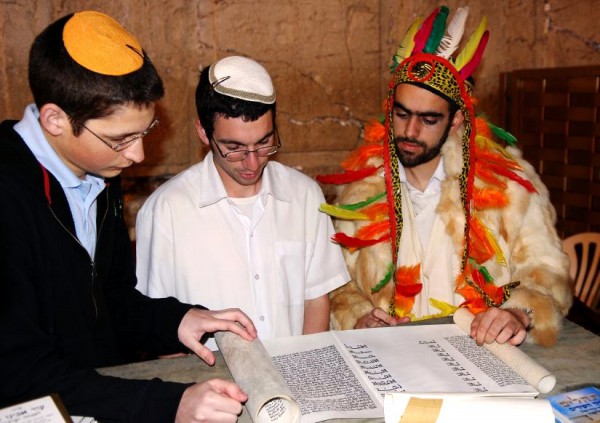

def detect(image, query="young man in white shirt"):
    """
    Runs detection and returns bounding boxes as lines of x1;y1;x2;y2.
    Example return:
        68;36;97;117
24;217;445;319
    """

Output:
136;56;350;349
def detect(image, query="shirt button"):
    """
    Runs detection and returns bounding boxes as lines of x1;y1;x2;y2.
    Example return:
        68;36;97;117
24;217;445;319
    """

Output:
260;316;265;321
254;274;259;280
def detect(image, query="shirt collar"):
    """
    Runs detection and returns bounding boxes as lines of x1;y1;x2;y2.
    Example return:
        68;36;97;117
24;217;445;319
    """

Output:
14;104;105;190
198;151;290;207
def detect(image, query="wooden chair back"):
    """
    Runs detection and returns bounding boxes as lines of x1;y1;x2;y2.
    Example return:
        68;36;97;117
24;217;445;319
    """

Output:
562;232;600;312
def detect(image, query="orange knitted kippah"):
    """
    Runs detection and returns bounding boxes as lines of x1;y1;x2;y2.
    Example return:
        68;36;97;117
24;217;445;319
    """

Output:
63;11;144;76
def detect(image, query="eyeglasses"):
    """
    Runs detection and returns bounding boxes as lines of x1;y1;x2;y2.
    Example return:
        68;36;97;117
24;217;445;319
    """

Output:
82;116;160;152
212;128;281;162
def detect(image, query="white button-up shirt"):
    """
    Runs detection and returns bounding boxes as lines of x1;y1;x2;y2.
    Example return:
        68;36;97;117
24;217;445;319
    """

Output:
136;152;349;349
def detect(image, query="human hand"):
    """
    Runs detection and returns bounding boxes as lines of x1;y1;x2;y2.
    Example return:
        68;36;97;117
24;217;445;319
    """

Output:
178;308;257;365
354;307;410;329
470;307;529;346
175;379;247;423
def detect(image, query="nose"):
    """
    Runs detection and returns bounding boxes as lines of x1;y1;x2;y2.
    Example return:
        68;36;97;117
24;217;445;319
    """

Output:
242;150;261;171
122;139;145;164
404;116;420;139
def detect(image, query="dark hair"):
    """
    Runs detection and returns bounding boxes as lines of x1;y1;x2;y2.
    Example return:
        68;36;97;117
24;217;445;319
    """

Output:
195;65;276;140
28;13;164;135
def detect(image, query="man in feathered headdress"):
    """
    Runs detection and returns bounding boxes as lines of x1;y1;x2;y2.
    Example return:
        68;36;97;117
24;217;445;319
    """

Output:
318;6;572;346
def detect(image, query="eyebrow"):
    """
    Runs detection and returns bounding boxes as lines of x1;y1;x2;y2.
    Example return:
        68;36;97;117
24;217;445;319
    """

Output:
216;129;275;147
393;101;445;119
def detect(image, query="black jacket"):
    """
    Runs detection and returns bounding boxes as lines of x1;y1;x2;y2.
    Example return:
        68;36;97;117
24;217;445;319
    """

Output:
0;120;196;421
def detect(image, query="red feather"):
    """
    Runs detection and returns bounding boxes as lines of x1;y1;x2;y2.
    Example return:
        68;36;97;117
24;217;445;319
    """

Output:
395;283;423;297
316;166;380;185
485;163;537;193
412;7;439;54
474;147;522;171
474;163;507;189
459;30;489;79
332;232;391;252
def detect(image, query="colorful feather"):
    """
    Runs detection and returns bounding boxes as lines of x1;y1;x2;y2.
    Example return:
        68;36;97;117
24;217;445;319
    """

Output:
454;16;487;71
423;6;449;53
390;17;423;72
341;144;384;170
472;186;509;209
474;147;522;171
319;204;368;220
394;264;422;317
355;220;390;241
412;7;440;54
458;30;489;78
336;192;386;211
332;232;391;252
474;164;507;189
436;6;469;59
468;215;496;263
483;226;507;265
485;163;538;193
361;203;389;221
475;135;514;160
364;118;386;143
371;262;394;293
315;166;380;185
487;121;518;146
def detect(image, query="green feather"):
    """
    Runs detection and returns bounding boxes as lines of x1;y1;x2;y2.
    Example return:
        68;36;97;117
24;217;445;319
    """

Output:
488;121;518;146
423;6;449;53
371;262;394;293
478;265;494;283
338;192;386;211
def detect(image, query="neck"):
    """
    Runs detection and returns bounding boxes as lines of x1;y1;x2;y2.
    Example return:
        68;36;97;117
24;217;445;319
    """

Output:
227;182;261;198
404;155;441;192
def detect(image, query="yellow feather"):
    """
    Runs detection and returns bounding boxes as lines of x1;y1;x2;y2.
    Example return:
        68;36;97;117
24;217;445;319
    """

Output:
394;17;423;63
410;299;458;321
483;225;507;266
475;135;515;160
454;16;487;71
319;204;369;220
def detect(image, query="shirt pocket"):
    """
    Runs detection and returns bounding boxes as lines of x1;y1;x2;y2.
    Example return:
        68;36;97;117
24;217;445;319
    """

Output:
274;241;312;306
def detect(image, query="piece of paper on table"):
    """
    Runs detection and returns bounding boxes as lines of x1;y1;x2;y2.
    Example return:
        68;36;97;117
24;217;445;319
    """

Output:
384;392;555;423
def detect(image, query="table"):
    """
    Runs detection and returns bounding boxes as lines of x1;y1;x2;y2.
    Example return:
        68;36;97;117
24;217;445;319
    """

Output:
98;319;600;422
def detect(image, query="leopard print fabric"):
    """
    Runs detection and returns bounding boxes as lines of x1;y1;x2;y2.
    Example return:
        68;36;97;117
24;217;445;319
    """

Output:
384;53;477;315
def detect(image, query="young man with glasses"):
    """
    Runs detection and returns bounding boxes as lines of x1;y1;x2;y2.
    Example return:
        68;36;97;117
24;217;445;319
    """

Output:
0;11;257;422
136;56;350;350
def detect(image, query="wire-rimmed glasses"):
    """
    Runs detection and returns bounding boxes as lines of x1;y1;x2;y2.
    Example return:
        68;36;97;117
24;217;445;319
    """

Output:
212;127;281;162
82;115;160;152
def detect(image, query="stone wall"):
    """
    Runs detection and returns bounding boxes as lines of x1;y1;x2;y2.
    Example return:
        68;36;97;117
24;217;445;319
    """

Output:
1;0;598;225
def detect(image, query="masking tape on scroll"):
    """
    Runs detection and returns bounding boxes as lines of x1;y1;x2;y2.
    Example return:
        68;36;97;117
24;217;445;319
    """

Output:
452;308;556;393
215;332;301;423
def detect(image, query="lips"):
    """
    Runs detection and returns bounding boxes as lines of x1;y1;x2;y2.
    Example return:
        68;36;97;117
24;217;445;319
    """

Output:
398;141;423;153
240;172;258;180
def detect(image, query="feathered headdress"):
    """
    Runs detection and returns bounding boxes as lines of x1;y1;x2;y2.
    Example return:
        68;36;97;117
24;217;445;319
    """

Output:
318;6;534;319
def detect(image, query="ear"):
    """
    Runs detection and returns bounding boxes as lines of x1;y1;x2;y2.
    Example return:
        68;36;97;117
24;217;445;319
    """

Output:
38;104;70;137
449;109;465;134
194;119;210;147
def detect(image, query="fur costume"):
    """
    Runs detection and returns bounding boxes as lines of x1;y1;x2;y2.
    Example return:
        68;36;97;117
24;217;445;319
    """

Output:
319;6;572;346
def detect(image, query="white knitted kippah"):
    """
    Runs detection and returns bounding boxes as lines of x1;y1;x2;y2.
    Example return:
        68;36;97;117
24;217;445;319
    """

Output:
208;56;276;104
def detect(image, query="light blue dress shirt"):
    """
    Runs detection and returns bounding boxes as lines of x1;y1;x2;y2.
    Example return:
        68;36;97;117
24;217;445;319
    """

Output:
14;104;105;258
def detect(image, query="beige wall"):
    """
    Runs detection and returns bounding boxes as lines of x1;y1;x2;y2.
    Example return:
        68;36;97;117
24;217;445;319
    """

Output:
1;0;598;185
